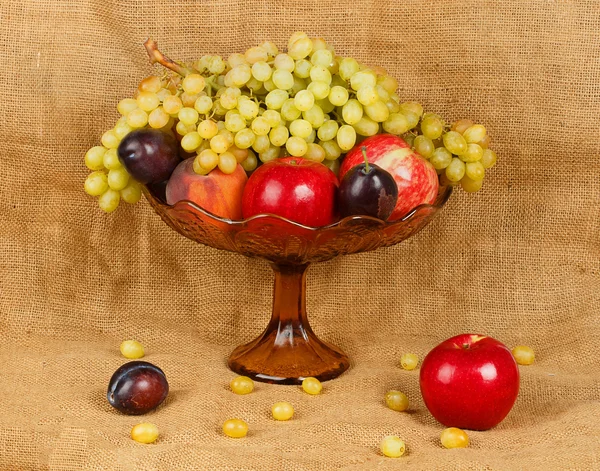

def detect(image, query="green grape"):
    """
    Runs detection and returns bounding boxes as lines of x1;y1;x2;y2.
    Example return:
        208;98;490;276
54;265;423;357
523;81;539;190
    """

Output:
442;131;468;155
182;74;206;94
210;134;230;153
342;99;363;125
306;129;316;143
241;151;258;172
309;65;332;84
245;46;268;64
107;167;130;191
375;84;390;102
353;116;380;136
225;113;246;133
252;134;271;153
403;133;416;147
103;148;122;170
163;95;183;115
377;74;398;94
288;37;313;60
459;143;484;162
291;76;307;96
460;175;484;193
245;77;263;93
421;115;444;140
98;188;120;213
337;125;357;151
181;131;202;152
197;149;219;171
114;119;134;139
317;119;339;141
385;99;401;114
262;110;282;128
229;145;248;163
321;139;342;160
178;107;200;126
85;146;107;171
274;53;295;72
269;125;289;147
430;147;453;170
304;143;326;162
176;120;197;136
356;85;378;106
136;92;160;112
316;98;335;114
364;100;389;122
311;49;333;67
117;98;138;116
218;152;237;174
218;129;234;147
208;56;226;74
414;135;435;158
228;64;252;87
382;113;410;135
237;99;259;120
481;149;497;168
350;70;376;91
293;59;312;78
234;128;256;149
303;105;325;128
148;107;170;129
198;119;219;139
281;99;302;121
451;119;474;134
286;136;308;156
445;157;466;182
294;90;315;111
465;161;485;181
84;171;109;196
272;69;294;89
307;81;330;100
265;89;288;110
101;130;120;149
219;92;238;110
120;180;142;204
463;124;487;143
328;86;349;107
289;119;312;138
338;57;360;81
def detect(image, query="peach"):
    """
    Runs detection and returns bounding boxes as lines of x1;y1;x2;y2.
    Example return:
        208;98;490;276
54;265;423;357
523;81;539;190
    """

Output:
165;158;247;220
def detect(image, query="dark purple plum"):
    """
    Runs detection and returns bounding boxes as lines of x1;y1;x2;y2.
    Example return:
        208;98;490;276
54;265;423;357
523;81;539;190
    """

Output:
107;361;169;415
338;147;398;220
117;129;180;184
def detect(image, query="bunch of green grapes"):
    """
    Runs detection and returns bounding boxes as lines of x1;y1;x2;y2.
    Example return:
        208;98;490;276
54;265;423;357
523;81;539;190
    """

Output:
83;32;497;212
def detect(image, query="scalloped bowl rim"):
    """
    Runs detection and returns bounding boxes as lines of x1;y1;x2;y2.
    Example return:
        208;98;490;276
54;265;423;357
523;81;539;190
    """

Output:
145;185;453;231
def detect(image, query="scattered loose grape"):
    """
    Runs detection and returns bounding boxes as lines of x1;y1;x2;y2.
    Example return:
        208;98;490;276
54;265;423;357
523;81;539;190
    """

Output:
385;390;409;411
512;345;535;365
130;423;159;444
271;401;294;421
301;377;323;395
120;340;145;359
400;353;419;370
223;418;248;438
440;427;469;449
380;436;406;458
230;376;254;395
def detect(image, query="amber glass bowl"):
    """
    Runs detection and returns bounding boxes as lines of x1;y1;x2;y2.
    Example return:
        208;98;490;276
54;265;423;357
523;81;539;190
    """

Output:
144;185;452;384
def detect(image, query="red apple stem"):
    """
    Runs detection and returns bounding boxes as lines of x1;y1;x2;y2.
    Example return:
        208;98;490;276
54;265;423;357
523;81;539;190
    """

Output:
361;146;370;173
144;38;193;77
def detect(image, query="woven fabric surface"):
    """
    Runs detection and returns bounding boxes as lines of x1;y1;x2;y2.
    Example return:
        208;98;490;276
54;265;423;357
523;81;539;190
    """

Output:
1;0;599;469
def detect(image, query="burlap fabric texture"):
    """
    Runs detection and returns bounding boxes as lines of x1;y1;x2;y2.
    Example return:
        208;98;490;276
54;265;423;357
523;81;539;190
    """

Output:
1;0;599;469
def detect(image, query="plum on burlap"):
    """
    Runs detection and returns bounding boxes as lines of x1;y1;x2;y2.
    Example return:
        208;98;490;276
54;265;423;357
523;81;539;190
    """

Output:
1;1;599;470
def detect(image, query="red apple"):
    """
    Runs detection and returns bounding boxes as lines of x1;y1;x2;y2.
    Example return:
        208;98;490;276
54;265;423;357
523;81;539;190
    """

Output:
339;134;439;221
242;157;339;227
419;334;520;430
165;158;247;220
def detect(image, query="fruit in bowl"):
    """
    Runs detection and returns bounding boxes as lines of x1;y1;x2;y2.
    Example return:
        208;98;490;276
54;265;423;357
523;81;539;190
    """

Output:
82;32;498;221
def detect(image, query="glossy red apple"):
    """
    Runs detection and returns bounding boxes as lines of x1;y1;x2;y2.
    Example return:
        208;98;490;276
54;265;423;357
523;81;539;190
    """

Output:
339;134;439;221
419;334;520;431
241;157;339;227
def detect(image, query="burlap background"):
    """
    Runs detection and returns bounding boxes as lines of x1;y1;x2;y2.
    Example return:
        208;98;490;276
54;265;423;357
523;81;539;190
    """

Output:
1;0;599;469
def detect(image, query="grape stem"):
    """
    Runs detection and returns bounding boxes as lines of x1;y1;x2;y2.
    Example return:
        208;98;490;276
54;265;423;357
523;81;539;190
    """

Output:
144;38;193;77
361;146;370;173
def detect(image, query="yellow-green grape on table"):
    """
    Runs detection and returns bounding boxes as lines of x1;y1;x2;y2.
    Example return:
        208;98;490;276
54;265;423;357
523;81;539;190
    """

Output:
400;353;419;370
223;418;248;438
512;345;535;365
120;340;145;359
443;131;468;156
84;171;109;197
440;427;469;449
271;401;294;421
230;376;254;394
131;423;159;444
481;149;497;169
301;377;322;395
85;146;107;171
98;188;120;213
120;180;142;204
385;390;409;412
380;436;406;458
